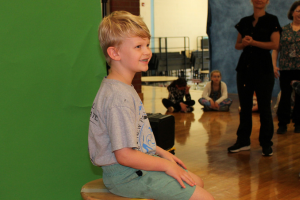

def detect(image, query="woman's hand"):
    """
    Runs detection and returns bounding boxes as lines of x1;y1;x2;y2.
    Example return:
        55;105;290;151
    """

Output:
242;35;252;46
274;66;280;78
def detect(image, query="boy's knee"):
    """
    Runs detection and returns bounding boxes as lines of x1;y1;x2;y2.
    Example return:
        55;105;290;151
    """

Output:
188;171;204;188
195;176;204;188
189;186;214;200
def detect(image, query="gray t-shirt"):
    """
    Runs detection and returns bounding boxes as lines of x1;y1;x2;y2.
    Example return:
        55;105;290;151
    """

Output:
88;78;156;166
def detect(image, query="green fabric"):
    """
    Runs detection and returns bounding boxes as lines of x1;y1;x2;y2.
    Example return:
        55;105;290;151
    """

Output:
0;0;105;199
279;23;300;70
102;163;195;200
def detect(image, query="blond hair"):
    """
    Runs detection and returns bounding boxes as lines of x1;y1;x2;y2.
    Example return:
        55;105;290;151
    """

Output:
210;70;222;78
98;11;151;65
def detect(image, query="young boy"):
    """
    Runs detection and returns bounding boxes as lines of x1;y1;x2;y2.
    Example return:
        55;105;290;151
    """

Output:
88;11;214;200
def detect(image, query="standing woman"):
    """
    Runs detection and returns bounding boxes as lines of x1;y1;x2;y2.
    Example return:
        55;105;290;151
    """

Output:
228;0;281;156
272;1;300;134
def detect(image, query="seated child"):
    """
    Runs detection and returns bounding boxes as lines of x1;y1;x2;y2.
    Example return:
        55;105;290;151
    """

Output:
239;92;258;112
162;77;195;113
291;80;300;95
88;11;214;200
198;70;232;111
291;80;300;127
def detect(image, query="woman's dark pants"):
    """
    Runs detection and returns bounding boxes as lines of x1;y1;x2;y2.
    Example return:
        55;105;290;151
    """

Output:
278;70;300;127
236;71;274;148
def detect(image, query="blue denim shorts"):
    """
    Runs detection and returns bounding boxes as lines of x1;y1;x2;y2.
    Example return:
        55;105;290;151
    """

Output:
102;163;195;200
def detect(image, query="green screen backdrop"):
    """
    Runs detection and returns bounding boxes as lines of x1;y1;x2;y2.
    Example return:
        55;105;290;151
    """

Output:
0;0;105;199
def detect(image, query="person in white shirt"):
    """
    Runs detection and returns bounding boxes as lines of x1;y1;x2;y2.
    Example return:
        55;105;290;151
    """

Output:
198;70;232;111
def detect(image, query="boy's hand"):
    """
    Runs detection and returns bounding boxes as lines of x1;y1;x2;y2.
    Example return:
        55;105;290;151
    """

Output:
156;147;195;188
165;162;196;188
116;147;196;189
158;148;187;169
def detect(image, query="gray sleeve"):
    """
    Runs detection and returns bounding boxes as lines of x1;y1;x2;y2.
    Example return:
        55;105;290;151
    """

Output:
107;106;138;152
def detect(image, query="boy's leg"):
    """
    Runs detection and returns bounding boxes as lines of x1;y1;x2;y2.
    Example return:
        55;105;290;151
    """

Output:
103;164;214;200
187;171;203;188
187;171;214;200
189;186;215;200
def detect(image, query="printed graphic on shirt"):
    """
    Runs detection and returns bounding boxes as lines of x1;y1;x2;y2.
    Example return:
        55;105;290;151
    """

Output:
136;101;156;153
90;103;99;125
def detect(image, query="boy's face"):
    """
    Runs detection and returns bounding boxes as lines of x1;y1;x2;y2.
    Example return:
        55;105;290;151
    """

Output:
117;36;152;73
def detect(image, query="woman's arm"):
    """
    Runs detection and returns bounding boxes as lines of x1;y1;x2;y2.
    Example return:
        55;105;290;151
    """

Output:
235;33;246;50
272;49;280;78
248;31;280;50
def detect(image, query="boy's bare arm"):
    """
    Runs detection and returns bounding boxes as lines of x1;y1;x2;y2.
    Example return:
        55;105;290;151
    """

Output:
114;147;196;188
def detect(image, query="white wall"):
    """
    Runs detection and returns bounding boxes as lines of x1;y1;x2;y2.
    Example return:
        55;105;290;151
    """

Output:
140;0;208;53
140;0;152;32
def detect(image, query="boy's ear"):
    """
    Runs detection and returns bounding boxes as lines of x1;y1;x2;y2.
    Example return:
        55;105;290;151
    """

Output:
107;47;121;61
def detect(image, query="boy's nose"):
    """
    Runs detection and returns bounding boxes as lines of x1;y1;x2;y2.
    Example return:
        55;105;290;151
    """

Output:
144;48;152;55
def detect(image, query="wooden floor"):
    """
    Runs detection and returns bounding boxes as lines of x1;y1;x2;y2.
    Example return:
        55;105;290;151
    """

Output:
142;86;300;200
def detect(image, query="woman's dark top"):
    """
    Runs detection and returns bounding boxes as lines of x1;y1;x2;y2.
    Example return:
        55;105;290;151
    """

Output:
235;12;282;74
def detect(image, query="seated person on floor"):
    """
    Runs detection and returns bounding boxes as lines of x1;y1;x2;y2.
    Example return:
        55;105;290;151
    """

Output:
291;80;300;95
291;80;300;124
162;77;195;113
239;92;258;112
198;70;232;111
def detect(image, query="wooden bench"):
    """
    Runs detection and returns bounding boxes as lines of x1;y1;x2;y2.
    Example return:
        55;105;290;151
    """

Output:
81;178;153;200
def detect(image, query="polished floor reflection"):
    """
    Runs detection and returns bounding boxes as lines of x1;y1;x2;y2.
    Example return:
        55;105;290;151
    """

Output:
142;86;300;200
